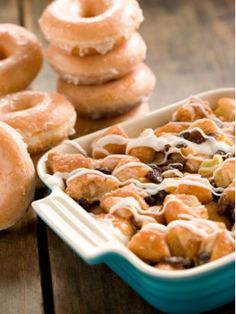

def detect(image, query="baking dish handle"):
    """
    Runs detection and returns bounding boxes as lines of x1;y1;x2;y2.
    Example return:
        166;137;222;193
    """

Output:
32;187;120;264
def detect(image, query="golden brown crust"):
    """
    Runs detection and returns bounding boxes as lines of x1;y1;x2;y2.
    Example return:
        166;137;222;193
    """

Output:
57;63;156;119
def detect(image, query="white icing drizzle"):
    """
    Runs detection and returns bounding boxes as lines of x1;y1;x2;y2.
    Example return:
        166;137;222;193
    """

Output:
157;197;206;217
92;134;128;156
109;197;156;223
91;127;234;159
112;162;152;176
45;166;224;200
126;128;234;156
66;168;120;184
143;218;235;244
142;222;166;233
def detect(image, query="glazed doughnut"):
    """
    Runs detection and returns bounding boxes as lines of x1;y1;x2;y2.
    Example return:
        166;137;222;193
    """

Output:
39;0;143;56
57;63;156;119
0;91;77;154
48;32;146;85
0;24;43;96
0;122;35;230
73;102;150;138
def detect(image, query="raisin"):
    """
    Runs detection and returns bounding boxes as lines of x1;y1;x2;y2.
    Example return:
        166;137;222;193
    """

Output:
96;167;112;175
77;198;91;211
144;195;157;206
164;144;171;151
146;169;163;184
215;150;226;156
197;251;211;265
154;190;168;203
209;179;217;188
176;142;188;149
161;163;183;172
230;208;235;222
91;200;100;207
181;130;206;144
217;194;230;215
217;195;235;222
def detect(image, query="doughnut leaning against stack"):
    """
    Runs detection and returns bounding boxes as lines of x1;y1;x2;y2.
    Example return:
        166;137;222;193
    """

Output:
0;24;43;97
0;91;77;188
0;122;35;230
39;0;156;135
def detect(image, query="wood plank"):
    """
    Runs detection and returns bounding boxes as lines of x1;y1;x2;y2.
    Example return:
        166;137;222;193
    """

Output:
0;210;43;314
21;0;235;313
0;1;43;313
47;228;159;314
0;0;19;23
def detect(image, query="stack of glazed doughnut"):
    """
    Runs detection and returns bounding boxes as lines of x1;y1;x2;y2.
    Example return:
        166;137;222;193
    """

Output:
39;0;156;136
0;24;43;97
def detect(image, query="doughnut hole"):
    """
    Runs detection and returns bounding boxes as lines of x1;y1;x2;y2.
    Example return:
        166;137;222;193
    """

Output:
115;163;151;183
47;152;93;173
163;194;208;223
166;227;202;261
66;173;119;202
92;126;128;159
175;182;213;204
128;229;171;263
129;147;156;163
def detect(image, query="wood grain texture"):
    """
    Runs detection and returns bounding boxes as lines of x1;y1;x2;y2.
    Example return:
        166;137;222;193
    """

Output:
0;0;19;23
0;210;43;314
47;229;158;314
138;0;235;110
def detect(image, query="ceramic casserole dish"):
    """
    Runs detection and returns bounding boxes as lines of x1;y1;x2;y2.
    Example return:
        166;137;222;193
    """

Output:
32;88;235;314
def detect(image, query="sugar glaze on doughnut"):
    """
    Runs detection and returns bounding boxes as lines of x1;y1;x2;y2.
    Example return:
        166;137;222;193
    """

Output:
0;91;77;154
40;0;143;56
48;32;147;85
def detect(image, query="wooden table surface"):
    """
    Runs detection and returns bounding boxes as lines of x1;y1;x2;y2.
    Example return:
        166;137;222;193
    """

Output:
0;1;234;313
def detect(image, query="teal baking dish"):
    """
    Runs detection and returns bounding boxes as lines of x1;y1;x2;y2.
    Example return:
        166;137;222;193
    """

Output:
32;88;235;314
